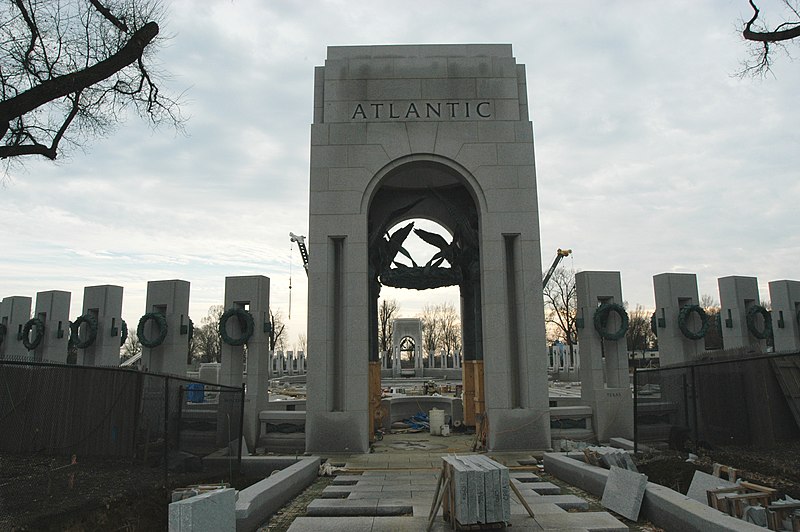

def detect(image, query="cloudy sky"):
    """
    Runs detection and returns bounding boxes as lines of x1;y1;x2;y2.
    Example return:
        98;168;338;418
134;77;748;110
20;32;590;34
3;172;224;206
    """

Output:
2;0;798;347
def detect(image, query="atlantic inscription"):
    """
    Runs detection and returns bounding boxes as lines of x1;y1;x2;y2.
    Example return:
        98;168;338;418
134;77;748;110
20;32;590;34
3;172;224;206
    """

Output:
351;100;492;120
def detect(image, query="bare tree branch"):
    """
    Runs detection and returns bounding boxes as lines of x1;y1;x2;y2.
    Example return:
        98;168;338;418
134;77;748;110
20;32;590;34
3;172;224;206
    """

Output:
88;0;130;33
0;21;158;139
744;0;800;41
740;0;800;76
1;0;181;168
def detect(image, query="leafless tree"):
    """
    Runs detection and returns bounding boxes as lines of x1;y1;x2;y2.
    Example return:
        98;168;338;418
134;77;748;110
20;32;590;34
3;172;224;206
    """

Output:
439;302;461;356
193;304;223;363
268;309;286;352
700;295;723;351
296;333;306;354
626;304;656;357
0;0;181;168
543;267;578;359
740;0;800;76
419;302;460;360
120;325;141;360
420;303;442;357
377;298;399;353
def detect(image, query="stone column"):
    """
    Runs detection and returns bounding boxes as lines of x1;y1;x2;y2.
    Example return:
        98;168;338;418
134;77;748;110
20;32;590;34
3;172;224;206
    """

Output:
392;347;400;377
33;291;71;363
298;350;306;374
218;275;270;453
575;271;633;442
140;280;191;376
769;280;800;353
718;276;766;352
0;296;32;360
78;285;123;367
653;273;704;366
199;362;220;384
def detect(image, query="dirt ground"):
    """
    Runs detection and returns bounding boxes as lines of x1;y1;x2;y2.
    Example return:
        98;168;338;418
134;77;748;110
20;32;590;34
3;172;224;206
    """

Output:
0;453;251;531
4;440;799;530
636;440;800;499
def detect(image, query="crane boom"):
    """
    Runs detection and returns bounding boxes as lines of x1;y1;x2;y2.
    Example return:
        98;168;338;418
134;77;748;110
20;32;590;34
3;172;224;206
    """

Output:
290;232;309;276
542;248;572;289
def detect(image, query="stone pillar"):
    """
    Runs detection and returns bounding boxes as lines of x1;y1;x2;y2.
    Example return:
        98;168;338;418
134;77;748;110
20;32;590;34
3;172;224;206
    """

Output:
392;347;400;377
140;280;191;376
298;350;306;374
653;273;704;366
78;285;123;367
575;271;633;442
718;276;766;352
33;291;71;363
199;362;220;384
0;296;32;360
218;275;270;453
769;280;800;353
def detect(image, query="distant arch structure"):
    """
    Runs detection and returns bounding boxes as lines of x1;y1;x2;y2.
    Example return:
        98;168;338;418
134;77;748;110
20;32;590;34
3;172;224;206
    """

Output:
305;44;550;452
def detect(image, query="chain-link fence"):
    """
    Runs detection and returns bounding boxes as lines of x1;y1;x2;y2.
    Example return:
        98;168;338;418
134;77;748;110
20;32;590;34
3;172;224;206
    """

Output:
633;351;800;452
0;360;244;529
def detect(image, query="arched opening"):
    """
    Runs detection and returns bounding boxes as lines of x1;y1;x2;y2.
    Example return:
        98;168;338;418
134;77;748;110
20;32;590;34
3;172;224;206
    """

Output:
398;336;416;369
366;159;484;443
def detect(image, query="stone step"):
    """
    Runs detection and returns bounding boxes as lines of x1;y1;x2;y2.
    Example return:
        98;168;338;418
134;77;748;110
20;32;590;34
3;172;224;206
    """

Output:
514;493;589;510
306;499;412;517
511;480;561;495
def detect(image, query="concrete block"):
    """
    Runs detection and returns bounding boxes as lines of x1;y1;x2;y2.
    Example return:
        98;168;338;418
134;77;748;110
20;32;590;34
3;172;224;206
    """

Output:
168;488;235;532
718;276;764;351
33;290;71;363
601;466;648;521
0;295;32;360
78;285;123;367
769;280;800;353
686;470;737;504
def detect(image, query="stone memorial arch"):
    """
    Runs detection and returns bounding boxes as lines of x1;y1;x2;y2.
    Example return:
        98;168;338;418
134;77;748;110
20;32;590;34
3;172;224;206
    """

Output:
306;44;550;452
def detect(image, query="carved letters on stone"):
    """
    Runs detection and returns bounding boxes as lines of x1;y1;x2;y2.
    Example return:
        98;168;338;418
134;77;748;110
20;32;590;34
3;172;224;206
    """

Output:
351;101;492;120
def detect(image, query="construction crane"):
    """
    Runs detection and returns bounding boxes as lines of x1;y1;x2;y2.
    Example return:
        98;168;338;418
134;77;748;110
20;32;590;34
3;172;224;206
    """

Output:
542;248;572;289
289;232;309;276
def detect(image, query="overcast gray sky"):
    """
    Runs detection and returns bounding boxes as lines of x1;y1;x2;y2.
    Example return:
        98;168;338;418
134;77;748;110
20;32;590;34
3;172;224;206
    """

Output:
2;0;798;347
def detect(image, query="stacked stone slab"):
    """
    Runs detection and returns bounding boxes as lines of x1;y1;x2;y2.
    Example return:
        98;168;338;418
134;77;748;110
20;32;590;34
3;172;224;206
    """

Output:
32;290;71;363
0;296;32;360
769;280;800;353
140;280;191;376
218;275;270;452
718;276;765;351
575;271;633;442
653;273;704;366
77;285;123;366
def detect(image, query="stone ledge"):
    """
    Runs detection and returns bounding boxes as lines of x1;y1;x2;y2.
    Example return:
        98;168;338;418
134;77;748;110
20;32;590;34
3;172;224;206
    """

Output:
235;456;320;532
543;452;764;532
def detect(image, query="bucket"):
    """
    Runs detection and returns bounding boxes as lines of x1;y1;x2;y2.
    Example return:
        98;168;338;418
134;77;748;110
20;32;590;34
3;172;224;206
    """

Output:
441;424;450;437
429;408;444;436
